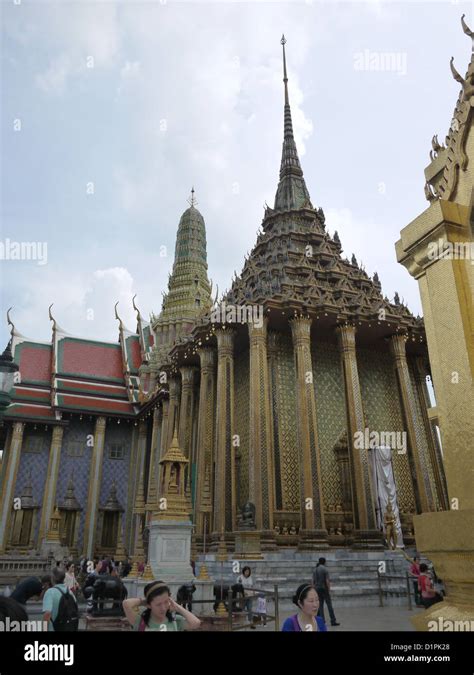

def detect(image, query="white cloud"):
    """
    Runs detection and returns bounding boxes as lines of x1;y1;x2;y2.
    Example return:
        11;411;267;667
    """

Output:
35;53;73;94
8;265;139;343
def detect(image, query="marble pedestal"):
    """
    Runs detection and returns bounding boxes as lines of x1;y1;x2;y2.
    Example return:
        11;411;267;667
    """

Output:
193;578;215;616
148;518;194;583
233;531;264;559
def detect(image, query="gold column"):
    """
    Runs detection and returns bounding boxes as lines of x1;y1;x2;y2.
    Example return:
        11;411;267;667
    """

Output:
167;376;181;450
156;400;169;492
82;416;106;559
195;347;216;537
213;328;236;537
146;407;162;516
290;316;327;548
414;356;449;510
248;319;276;536
390;334;433;513
0;422;25;553
336;324;380;547
178;367;197;457
38;425;64;546
179;367;198;501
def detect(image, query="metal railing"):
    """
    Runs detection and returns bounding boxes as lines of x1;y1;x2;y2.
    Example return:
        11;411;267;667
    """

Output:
178;583;280;631
377;570;413;610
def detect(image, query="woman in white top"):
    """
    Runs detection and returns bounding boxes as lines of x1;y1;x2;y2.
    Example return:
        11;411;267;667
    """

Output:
237;566;255;628
64;563;79;594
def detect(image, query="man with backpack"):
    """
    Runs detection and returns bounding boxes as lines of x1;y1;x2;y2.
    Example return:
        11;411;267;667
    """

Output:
42;566;79;631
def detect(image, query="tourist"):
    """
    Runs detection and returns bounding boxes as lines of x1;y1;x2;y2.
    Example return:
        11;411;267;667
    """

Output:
236;566;255;627
281;584;327;631
418;563;443;609
409;555;422;606
312;557;340;626
11;575;52;609
42;566;79;631
64;563;79;595
255;592;267;627
0;597;29;624
121;557;132;578
123;581;201;631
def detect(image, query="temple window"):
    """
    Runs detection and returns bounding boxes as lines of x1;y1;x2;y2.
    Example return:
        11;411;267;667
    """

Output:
109;443;124;460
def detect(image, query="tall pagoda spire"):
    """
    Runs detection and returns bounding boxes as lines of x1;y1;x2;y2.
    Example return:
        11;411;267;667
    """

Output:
274;35;313;212
151;190;212;365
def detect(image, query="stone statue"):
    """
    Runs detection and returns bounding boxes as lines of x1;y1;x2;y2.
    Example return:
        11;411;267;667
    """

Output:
384;501;397;550
281;524;288;535
274;525;280;535
238;502;256;530
170;464;179;489
289;525;297;535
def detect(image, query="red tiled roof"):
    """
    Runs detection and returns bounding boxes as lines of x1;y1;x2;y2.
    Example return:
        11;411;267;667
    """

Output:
58;338;124;382
13;342;51;385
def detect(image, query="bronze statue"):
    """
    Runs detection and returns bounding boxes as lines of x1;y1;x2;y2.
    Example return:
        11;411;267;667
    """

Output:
384;501;397;550
238;502;256;530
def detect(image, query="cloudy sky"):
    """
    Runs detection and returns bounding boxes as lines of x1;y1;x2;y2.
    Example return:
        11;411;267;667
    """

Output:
1;0;472;347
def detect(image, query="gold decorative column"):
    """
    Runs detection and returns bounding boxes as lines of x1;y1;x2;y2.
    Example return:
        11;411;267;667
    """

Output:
390;334;434;512
212;328;236;542
179;366;198;501
248;319;276;546
82;416;106;559
414;356;449;510
0;422;25;553
167;376;181;451
195;347;216;539
178;367;197;457
38;425;64;545
336;323;380;548
132;470;146;565
290;316;327;548
146;407;162;517
157;399;170;493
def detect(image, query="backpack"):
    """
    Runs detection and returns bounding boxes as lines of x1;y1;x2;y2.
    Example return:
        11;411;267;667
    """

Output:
52;587;79;631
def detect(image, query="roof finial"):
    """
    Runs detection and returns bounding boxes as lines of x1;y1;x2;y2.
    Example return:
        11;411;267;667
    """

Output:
281;34;289;106
114;301;124;331
461;14;474;51
48;303;57;331
187;186;197;207
6;307;15;339
132;294;142;321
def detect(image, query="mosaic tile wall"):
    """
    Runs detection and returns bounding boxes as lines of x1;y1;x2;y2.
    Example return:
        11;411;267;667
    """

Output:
233;348;250;509
357;348;416;513
57;420;94;550
16;428;50;546
407;359;441;510
312;341;346;508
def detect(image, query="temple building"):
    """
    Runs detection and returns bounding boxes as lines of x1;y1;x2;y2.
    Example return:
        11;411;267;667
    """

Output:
0;36;451;562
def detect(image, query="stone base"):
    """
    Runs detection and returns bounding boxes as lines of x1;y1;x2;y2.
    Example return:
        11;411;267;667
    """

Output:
208;531;235;553
260;529;277;552
40;540;68;563
193;578;216;616
411;510;474;632
351;529;385;551
148;518;194;583
233;531;264;559
297;529;329;550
